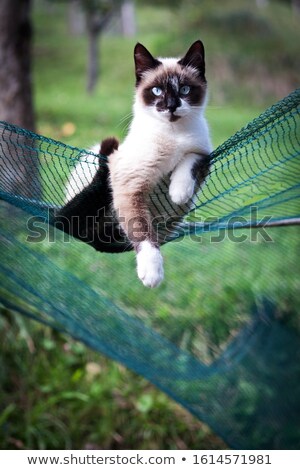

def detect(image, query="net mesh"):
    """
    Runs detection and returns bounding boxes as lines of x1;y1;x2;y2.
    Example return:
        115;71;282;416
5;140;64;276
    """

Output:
0;89;300;449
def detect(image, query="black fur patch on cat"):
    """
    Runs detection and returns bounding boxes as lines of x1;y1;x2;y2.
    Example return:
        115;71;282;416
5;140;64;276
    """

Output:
192;154;211;185
134;43;162;85
100;136;119;156
52;138;132;253
178;40;206;80
142;73;206;112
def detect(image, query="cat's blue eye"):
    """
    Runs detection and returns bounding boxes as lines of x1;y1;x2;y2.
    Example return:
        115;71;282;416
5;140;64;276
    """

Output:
180;85;191;95
152;87;163;97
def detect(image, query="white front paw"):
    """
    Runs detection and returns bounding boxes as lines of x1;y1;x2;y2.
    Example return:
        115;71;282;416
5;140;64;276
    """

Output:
136;241;164;288
169;177;195;205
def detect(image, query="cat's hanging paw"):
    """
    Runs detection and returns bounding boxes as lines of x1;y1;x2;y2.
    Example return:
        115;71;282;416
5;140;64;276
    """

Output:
136;241;164;288
169;176;195;206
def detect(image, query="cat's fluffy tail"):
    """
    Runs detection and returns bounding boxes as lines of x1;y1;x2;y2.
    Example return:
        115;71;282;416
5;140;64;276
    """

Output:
100;137;119;156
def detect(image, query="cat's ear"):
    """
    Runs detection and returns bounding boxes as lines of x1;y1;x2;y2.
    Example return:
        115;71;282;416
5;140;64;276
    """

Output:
134;43;161;84
178;40;205;79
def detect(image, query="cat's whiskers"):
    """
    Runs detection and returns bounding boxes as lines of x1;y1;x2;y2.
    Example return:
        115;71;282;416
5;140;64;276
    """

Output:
117;112;133;135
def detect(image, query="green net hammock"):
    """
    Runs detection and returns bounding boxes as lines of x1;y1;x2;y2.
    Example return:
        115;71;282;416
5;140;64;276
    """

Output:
0;89;300;449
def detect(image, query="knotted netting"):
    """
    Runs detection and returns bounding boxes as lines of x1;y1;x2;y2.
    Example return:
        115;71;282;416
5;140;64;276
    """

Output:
0;89;300;449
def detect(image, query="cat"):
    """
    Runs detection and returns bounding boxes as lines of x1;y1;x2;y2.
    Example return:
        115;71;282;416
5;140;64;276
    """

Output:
108;40;212;287
57;40;212;287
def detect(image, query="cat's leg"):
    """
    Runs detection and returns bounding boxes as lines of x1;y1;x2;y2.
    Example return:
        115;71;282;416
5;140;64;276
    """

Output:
136;239;164;288
114;191;164;288
169;153;210;205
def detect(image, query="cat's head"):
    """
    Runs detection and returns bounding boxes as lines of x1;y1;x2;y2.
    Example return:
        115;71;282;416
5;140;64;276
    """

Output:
133;40;207;122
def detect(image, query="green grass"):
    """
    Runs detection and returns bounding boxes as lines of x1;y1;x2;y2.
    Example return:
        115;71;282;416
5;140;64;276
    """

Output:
0;308;226;450
1;0;299;450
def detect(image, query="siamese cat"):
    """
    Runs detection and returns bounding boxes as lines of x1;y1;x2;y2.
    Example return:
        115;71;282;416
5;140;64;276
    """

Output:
60;40;212;288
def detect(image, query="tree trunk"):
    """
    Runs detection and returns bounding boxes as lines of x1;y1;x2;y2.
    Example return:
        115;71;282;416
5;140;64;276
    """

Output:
0;0;41;199
87;28;100;94
85;8;114;94
68;0;85;36
121;0;136;37
0;0;35;131
292;0;300;14
255;0;268;7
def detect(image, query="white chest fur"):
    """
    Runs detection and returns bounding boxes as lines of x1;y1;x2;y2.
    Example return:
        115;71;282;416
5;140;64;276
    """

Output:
109;103;211;190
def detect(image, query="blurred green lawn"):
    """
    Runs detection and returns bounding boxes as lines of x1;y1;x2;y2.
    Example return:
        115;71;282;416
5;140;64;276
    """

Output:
0;0;299;450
